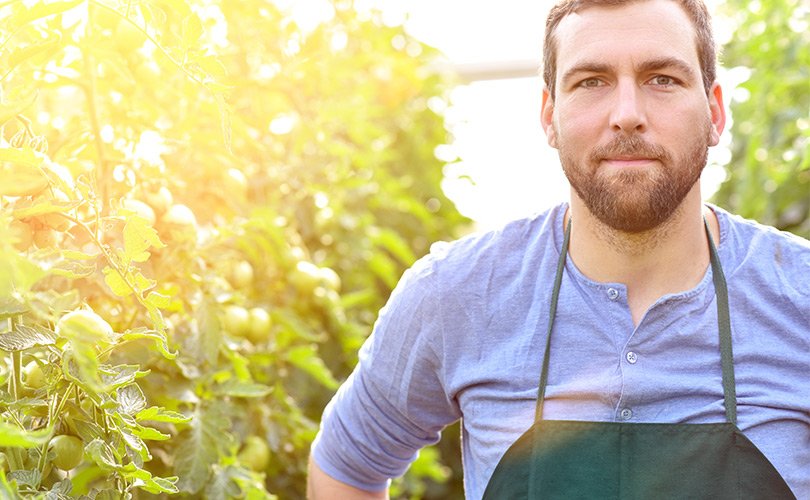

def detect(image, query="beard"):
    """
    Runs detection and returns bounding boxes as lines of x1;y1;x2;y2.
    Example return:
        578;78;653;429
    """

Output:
559;123;711;233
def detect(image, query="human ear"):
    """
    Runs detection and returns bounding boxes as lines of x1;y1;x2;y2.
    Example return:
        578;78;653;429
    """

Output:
541;86;558;149
708;82;726;146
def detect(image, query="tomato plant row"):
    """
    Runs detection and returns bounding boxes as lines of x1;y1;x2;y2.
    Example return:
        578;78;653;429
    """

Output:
0;0;467;497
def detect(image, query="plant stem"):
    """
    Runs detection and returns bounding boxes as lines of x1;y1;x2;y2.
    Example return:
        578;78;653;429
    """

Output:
80;13;109;214
9;319;21;401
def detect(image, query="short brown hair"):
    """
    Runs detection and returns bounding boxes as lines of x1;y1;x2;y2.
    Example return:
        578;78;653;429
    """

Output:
543;0;717;98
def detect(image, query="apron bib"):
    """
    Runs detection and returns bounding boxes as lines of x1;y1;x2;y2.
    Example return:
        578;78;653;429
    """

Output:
482;218;795;499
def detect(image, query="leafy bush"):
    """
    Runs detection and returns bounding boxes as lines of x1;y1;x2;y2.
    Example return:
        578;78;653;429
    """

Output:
0;1;466;497
713;0;809;237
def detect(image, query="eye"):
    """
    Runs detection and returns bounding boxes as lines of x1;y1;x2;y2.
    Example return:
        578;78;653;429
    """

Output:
578;77;604;88
649;75;678;86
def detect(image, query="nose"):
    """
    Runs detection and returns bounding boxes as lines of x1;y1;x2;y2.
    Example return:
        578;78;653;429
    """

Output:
610;80;647;133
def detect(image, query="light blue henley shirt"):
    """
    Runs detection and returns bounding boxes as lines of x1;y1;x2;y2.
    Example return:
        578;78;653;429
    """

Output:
312;203;810;499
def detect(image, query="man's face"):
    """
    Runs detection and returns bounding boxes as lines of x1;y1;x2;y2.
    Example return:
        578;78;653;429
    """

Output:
541;0;725;233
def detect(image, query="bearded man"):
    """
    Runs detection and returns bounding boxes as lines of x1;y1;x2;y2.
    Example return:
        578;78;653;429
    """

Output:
308;0;809;498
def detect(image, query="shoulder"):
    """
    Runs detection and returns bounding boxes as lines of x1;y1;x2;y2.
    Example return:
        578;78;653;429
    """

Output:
419;203;566;288
715;205;810;267
713;204;810;311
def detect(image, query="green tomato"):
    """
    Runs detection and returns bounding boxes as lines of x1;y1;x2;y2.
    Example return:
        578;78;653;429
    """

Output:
56;309;114;344
318;266;342;292
223;305;250;337
162;203;197;228
23;361;46;390
143;185;173;215
238;435;270;472
289;260;322;294
247;307;272;343
230;260;254;289
49;435;83;470
121;198;156;226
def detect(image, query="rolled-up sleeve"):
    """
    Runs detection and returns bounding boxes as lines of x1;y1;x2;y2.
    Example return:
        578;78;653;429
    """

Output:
311;253;460;490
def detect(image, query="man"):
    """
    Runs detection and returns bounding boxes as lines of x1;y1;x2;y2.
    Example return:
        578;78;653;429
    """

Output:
308;0;810;498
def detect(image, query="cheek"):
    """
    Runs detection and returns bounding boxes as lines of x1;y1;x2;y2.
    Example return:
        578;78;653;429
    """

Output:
555;113;598;149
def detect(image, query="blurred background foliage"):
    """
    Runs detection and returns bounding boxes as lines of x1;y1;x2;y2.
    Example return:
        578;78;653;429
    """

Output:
0;0;806;498
0;0;466;497
713;0;809;237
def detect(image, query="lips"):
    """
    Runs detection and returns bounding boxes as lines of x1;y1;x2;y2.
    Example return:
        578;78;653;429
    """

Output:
602;156;658;167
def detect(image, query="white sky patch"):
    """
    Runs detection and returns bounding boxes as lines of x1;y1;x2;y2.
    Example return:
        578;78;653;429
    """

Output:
134;130;168;165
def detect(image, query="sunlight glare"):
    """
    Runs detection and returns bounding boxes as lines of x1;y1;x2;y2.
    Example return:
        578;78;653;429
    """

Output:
134;131;168;166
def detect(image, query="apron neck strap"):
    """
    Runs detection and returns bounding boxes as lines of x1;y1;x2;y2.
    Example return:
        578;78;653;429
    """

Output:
534;215;736;425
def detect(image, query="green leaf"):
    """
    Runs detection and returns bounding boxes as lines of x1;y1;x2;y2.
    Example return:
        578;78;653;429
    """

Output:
0;295;28;321
181;14;203;48
286;345;339;390
130;425;171;441
7;470;40;489
135;475;180;495
48;257;97;280
0;147;44;168
193;54;228;80
116;384;147;415
69;417;105;445
120;327;176;360
135;406;192;424
62;346;102;395
205;466;243;500
119;427;150;465
100;364;149;391
85;438;120;470
8;0;83;26
102;266;133;297
145;291;172;310
0;148;48;197
0;324;57;351
174;404;232;494
123;216;164;264
48;478;72;497
0;470;16;498
7;32;63;70
206;465;272;500
11;197;80;220
368;252;400;290
0;89;38;125
0;248;45;296
370;227;417;265
0;422;52;447
215;380;273;398
132;270;156;292
193;299;221;366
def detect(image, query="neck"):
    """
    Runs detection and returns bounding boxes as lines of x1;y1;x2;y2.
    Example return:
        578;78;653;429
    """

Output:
566;187;720;325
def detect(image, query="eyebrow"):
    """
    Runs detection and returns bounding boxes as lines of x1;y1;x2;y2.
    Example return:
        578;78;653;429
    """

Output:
636;57;697;81
560;56;698;86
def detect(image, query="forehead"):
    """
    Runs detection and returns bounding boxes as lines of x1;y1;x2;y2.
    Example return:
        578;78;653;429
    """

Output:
554;0;700;72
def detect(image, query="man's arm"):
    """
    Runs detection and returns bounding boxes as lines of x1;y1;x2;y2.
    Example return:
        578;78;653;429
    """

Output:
307;456;389;500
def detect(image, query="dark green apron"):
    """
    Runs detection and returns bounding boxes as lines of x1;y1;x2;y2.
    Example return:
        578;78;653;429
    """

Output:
482;219;795;499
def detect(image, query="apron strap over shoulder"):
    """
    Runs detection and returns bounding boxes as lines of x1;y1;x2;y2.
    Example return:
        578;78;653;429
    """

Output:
706;217;736;425
534;216;571;423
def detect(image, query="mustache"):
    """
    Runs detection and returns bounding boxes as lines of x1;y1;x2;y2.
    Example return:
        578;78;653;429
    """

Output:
589;135;671;162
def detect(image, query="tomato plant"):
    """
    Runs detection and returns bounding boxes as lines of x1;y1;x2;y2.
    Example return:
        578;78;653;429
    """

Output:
0;0;466;497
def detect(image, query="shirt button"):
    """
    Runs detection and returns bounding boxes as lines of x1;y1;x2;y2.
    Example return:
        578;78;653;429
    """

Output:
607;288;620;300
626;351;638;364
620;408;633;420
